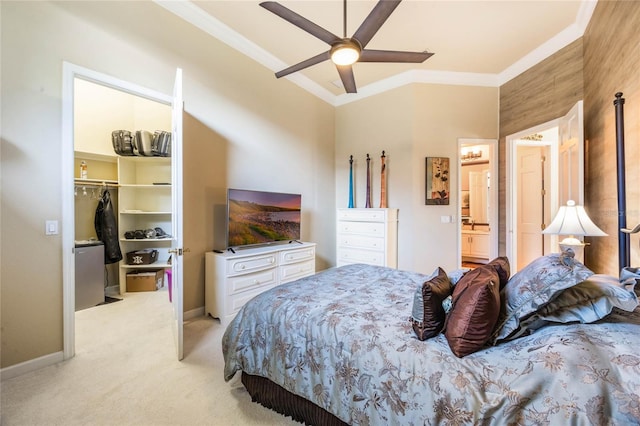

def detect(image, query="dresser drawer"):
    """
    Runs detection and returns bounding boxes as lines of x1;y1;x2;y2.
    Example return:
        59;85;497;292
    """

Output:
337;208;387;222
337;234;385;251
227;268;277;295
337;248;385;266
280;246;316;265
227;284;276;316
280;259;315;284
226;253;277;276
337;221;384;237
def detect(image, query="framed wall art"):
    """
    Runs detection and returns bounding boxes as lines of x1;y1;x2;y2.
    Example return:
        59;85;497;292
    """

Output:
425;157;450;205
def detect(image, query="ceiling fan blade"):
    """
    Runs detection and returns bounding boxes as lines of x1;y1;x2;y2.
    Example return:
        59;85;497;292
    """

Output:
360;49;434;63
275;51;331;78
352;0;402;48
260;1;341;46
336;65;357;93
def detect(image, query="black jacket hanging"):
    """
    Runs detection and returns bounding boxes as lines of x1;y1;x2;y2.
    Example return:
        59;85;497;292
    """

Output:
95;189;123;264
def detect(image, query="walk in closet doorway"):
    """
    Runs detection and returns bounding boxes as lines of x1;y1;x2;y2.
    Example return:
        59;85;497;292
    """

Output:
61;63;184;361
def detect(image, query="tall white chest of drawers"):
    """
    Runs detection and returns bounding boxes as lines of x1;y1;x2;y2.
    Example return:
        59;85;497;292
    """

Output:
205;242;316;327
336;208;398;268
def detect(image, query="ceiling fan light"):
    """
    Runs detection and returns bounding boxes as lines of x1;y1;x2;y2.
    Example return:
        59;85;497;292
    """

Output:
331;41;361;66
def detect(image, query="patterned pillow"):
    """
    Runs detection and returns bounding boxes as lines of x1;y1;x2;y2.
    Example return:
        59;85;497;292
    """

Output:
410;267;454;340
444;264;501;357
515;274;638;333
492;251;594;342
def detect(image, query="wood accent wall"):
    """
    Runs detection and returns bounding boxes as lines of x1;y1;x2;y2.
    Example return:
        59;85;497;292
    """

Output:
498;39;584;256
583;1;640;274
498;1;640;275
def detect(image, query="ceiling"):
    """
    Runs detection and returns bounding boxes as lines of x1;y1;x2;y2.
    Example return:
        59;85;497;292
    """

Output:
156;0;596;105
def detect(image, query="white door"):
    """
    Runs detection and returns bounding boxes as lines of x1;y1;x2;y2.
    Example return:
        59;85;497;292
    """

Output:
170;68;184;360
517;146;544;270
469;170;489;224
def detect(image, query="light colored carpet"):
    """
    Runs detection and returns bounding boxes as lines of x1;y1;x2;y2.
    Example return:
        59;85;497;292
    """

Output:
0;287;299;426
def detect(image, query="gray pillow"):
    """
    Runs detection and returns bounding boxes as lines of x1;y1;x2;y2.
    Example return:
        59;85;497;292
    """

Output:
492;251;594;342
514;274;638;334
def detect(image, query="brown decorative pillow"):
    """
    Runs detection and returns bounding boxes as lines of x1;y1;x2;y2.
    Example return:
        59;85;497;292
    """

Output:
410;267;454;340
486;256;510;289
444;265;501;357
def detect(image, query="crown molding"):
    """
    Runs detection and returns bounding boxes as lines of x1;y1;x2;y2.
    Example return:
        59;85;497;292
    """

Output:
155;0;597;107
153;0;337;105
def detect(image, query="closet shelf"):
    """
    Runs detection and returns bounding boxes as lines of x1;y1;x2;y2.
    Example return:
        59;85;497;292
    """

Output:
74;178;118;187
118;184;172;188
120;238;173;242
120;210;172;215
122;262;171;269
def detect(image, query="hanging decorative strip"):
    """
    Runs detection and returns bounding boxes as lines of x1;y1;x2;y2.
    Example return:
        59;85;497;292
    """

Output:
380;150;387;208
348;155;355;208
365;153;372;208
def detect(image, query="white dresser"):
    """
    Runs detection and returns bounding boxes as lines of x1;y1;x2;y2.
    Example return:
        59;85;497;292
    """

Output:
336;208;398;268
205;242;316;327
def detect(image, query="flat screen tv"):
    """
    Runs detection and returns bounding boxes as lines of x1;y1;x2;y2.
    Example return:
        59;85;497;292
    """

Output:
226;188;301;248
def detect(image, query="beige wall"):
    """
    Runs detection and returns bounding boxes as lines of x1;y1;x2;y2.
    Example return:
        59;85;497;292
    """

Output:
0;1;334;368
583;1;640;274
336;84;499;274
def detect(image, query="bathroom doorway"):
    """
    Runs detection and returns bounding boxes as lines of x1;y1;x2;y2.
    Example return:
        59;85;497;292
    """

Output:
458;138;498;268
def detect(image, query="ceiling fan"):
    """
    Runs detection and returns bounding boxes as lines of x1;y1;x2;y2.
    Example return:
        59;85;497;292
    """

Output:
260;0;434;94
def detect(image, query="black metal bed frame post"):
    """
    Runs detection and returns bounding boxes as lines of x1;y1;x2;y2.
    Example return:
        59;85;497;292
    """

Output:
614;92;630;271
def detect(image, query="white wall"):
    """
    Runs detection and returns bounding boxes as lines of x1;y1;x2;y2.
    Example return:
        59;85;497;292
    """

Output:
1;1;335;368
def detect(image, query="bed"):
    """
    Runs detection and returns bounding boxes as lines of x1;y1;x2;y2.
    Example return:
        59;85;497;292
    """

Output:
222;260;640;425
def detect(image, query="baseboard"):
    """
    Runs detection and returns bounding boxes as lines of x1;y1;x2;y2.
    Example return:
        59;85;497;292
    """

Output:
184;306;205;320
184;306;205;321
1;351;64;381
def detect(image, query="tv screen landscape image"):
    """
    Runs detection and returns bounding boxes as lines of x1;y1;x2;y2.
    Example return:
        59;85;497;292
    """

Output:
227;189;301;248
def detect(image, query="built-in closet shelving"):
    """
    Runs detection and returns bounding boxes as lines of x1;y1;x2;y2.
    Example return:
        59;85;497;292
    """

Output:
117;156;172;294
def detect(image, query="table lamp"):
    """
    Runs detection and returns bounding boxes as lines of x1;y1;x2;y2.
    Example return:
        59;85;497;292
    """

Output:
542;200;607;261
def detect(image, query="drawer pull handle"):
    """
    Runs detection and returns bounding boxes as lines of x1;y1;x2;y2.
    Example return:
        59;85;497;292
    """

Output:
240;265;246;270
253;279;259;285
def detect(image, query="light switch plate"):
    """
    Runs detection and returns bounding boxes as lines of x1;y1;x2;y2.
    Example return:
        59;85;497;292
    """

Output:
45;220;59;235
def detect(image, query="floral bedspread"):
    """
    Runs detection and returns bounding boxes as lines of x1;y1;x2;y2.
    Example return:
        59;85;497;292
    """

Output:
222;264;640;425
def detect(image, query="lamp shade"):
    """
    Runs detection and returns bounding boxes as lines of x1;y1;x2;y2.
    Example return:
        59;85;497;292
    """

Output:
542;200;607;237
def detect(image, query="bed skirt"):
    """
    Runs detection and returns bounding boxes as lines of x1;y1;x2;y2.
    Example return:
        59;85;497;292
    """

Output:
241;372;347;426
